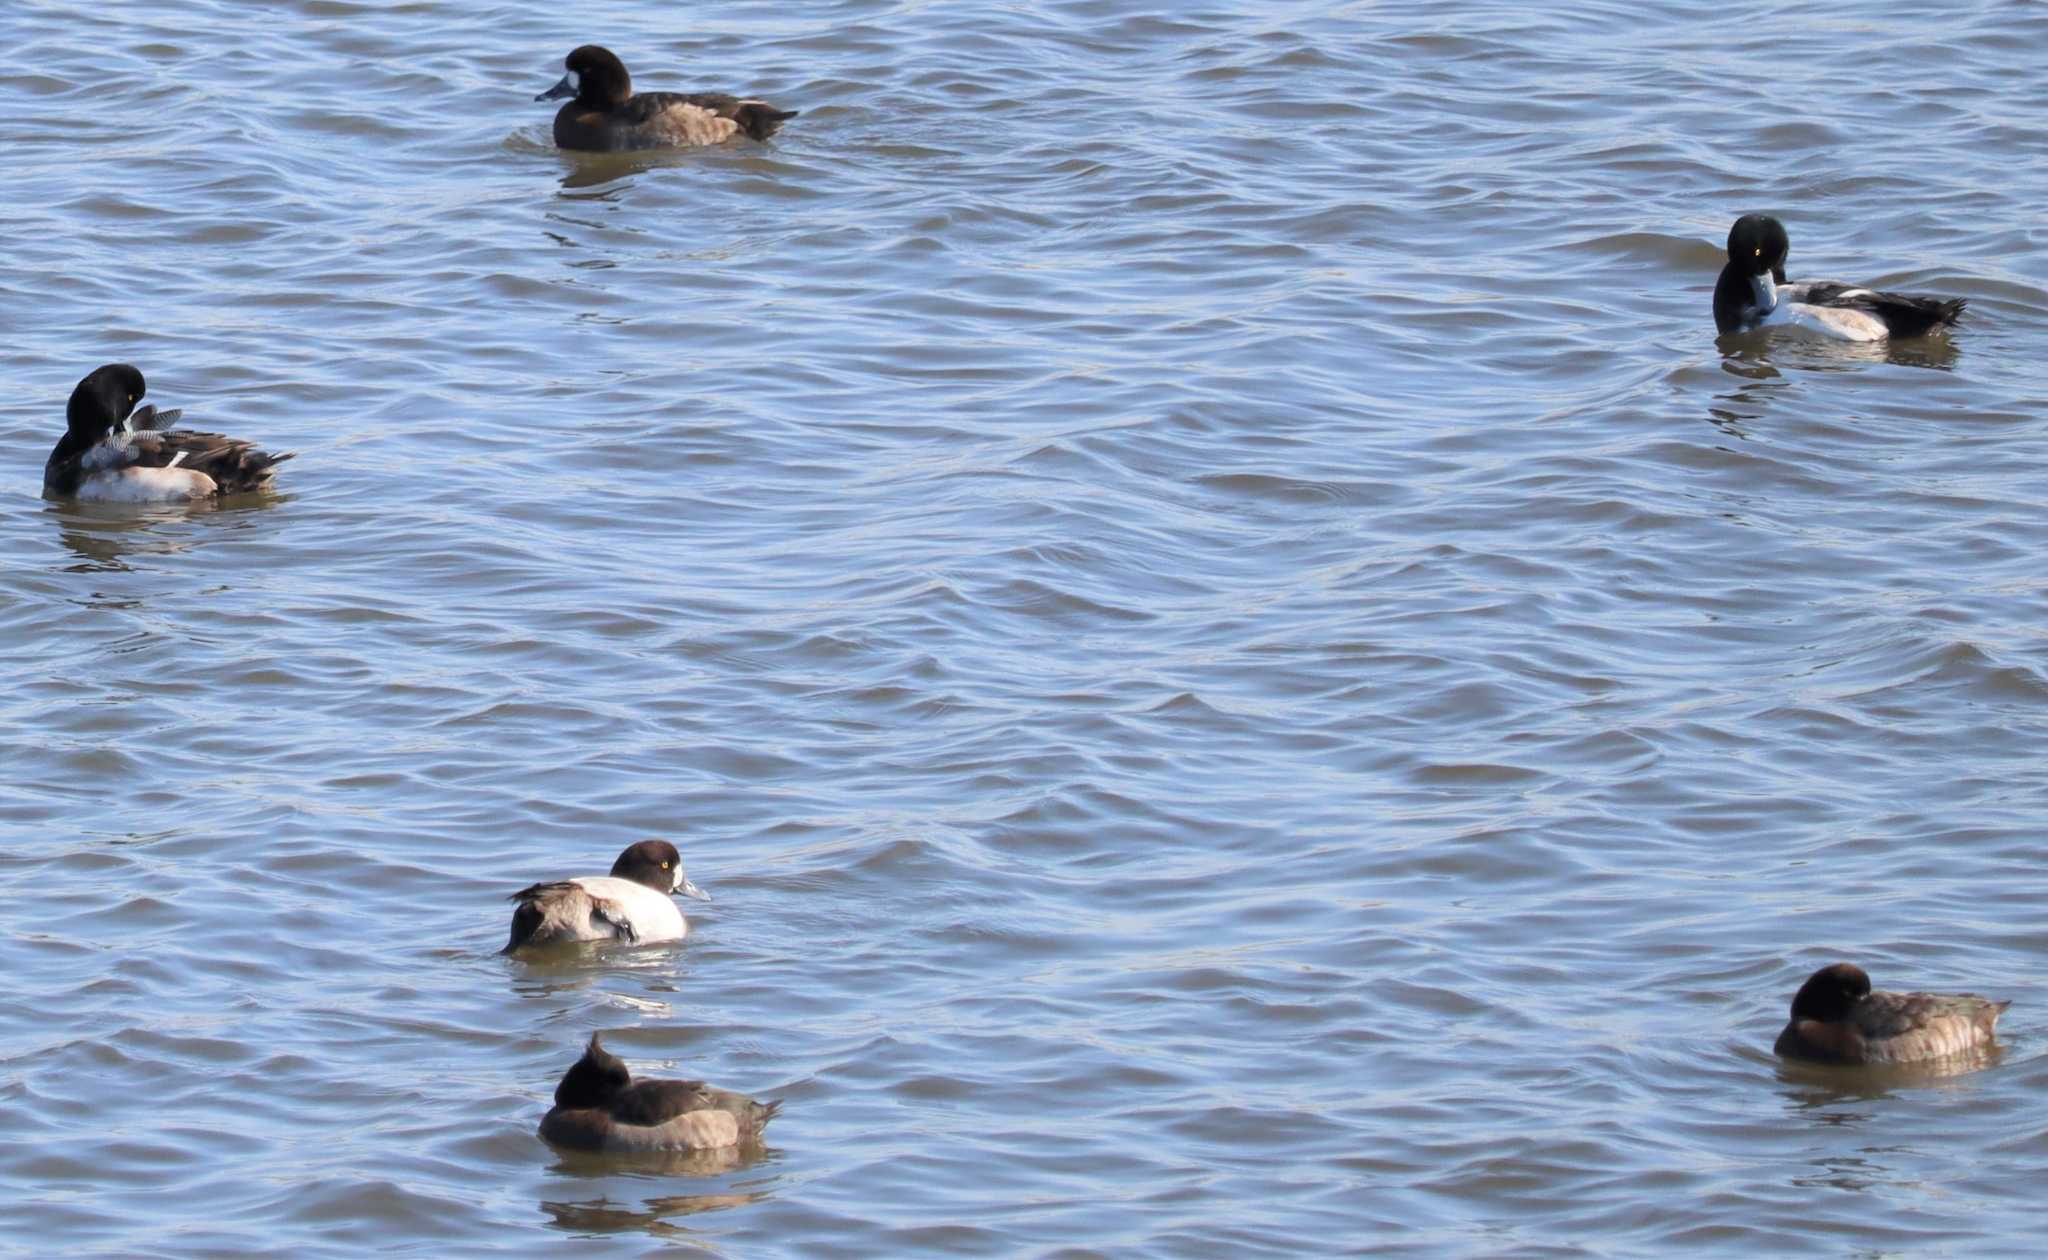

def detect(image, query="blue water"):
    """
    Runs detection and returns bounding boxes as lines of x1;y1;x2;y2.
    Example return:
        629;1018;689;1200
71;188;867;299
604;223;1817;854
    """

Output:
4;2;2048;1255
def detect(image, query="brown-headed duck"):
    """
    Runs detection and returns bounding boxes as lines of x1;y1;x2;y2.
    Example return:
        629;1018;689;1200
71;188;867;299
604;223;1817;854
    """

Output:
1774;962;2009;1065
539;1033;782;1153
1714;214;1966;340
504;839;710;952
44;365;292;502
535;45;797;151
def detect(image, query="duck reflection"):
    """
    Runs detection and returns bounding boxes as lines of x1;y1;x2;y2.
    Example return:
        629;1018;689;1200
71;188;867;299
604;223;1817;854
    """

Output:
539;1144;777;1236
1706;333;1959;436
1774;1040;2004;1102
1716;331;1960;373
47;499;254;573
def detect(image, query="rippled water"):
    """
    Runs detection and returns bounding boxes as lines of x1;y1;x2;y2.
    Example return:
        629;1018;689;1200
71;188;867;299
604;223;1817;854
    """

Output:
5;1;2048;1255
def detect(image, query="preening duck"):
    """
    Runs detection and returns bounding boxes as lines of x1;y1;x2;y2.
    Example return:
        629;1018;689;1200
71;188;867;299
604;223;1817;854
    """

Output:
44;364;292;502
1713;214;1965;341
538;1033;782;1153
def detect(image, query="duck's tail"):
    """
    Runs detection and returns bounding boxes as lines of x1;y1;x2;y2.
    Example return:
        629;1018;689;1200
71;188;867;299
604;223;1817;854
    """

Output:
1875;293;1966;338
733;103;798;141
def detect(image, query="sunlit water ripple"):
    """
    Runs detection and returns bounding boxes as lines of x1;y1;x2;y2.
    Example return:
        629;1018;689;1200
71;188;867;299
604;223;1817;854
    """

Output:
4;1;2048;1255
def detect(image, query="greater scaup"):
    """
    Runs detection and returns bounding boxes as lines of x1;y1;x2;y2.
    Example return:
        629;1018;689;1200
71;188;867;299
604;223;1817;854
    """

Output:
1713;214;1966;341
504;839;709;952
1774;962;2009;1065
44;364;292;502
536;45;797;151
539;1033;782;1153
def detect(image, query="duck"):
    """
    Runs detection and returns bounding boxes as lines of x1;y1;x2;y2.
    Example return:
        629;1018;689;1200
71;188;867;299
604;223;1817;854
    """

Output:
1713;213;1966;341
504;839;709;952
44;364;292;502
535;45;797;151
1774;962;2009;1065
539;1033;782;1152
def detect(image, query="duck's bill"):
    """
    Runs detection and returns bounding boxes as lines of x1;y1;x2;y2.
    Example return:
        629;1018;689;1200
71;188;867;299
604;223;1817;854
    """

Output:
537;75;576;102
678;878;711;902
1749;273;1779;315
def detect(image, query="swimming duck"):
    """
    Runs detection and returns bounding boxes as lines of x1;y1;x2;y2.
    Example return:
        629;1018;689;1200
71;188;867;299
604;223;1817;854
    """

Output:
536;45;797;151
504;839;709;952
1713;214;1966;341
539;1033;782;1152
44;364;292;502
1774;962;2009;1065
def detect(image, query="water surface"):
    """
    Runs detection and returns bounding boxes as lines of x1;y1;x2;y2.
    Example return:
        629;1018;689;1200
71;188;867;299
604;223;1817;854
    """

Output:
4;1;2048;1255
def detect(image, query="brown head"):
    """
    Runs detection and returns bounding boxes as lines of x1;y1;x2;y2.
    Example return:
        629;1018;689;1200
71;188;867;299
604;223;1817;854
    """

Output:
608;839;709;901
536;45;632;108
1788;962;1872;1022
553;1033;633;1109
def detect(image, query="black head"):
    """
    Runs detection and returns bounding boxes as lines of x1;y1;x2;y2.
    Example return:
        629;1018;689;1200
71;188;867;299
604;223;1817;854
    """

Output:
537;45;631;107
1727;213;1790;283
1788;962;1871;1022
554;1032;632;1108
66;364;146;441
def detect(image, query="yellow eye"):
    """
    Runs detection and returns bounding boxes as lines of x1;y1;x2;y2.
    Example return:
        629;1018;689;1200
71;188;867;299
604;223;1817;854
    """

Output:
662;861;671;869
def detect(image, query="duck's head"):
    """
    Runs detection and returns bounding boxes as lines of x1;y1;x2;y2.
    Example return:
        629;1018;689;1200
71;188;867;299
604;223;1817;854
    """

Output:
1727;213;1790;284
610;839;710;901
66;363;146;442
1788;962;1871;1022
537;45;631;108
554;1033;632;1109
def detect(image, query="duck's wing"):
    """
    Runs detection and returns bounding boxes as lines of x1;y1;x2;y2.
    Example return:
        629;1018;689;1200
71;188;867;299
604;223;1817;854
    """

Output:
609;1079;780;1147
98;429;293;494
628;91;799;141
1853;989;2007;1060
504;880;639;951
612;1079;715;1126
123;404;184;433
1789;281;1966;337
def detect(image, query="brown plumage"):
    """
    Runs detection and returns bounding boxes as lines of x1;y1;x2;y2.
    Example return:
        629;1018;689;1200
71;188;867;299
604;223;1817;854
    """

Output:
1775;962;2009;1065
538;1034;781;1153
536;45;797;151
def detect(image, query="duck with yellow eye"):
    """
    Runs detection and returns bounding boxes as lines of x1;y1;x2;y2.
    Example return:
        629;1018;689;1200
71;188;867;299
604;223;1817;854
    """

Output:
1712;213;1965;341
43;364;292;501
505;840;710;952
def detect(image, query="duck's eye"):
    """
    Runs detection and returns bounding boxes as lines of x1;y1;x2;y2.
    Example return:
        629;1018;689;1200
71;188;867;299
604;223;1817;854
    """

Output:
662;861;671;869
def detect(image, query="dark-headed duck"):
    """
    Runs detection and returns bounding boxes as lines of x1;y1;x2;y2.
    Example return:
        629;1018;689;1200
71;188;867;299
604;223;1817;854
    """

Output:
504;839;709;952
1714;214;1966;341
44;364;292;502
1775;962;2009;1065
536;45;797;151
539;1033;782;1153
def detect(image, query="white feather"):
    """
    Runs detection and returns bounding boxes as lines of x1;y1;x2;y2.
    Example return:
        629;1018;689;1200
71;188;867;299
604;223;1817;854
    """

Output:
77;466;218;503
571;875;688;941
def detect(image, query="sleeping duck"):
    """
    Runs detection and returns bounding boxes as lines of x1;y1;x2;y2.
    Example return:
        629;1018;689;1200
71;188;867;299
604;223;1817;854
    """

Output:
44;364;292;501
1775;962;2009;1065
536;45;797;151
539;1033;782;1153
504;839;709;952
1713;214;1966;341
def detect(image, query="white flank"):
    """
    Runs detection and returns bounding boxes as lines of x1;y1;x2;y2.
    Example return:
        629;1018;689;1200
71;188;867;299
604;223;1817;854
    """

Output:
570;875;688;941
77;466;218;503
